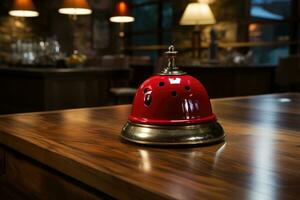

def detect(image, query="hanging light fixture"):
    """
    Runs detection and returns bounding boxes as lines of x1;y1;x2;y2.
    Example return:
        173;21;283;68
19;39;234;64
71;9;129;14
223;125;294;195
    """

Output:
9;0;39;17
58;0;92;15
110;0;135;23
109;0;135;54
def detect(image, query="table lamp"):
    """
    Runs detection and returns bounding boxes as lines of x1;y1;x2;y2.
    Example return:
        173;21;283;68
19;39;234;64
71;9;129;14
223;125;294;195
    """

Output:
110;0;135;54
9;0;39;17
180;1;216;59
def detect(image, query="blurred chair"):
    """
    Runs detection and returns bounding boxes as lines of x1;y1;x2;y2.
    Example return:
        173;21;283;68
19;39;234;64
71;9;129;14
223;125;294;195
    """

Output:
276;55;300;92
109;55;169;104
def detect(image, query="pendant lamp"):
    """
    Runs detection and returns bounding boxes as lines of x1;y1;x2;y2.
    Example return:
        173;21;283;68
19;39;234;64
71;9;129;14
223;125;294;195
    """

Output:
58;0;92;15
110;0;135;23
9;0;39;17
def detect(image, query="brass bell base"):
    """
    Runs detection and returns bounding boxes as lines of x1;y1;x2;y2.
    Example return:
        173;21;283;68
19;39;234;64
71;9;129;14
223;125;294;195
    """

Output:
121;121;225;146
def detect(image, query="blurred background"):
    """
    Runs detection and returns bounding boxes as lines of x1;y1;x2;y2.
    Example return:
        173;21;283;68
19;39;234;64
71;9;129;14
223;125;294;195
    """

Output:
0;0;299;114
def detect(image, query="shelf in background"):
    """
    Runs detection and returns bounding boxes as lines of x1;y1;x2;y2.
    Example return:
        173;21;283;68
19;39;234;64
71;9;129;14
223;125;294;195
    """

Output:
126;41;300;51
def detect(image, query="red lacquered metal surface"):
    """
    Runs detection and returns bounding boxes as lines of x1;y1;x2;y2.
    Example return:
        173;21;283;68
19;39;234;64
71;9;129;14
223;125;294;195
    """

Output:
122;45;224;145
129;74;216;125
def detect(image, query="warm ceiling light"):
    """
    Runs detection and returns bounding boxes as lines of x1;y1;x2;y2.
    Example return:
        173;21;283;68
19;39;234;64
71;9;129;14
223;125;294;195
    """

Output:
110;16;134;23
180;2;216;25
9;10;39;17
58;0;92;15
110;1;135;23
9;0;39;17
58;8;92;15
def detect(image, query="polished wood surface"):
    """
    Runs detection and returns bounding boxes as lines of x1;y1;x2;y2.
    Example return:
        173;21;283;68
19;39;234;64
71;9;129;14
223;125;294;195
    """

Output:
0;147;110;200
0;146;4;176
0;93;299;199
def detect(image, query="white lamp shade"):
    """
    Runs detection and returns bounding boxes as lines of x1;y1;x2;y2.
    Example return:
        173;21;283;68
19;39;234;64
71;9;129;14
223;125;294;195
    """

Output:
58;8;92;15
109;16;135;23
9;10;39;17
180;3;216;25
9;0;39;17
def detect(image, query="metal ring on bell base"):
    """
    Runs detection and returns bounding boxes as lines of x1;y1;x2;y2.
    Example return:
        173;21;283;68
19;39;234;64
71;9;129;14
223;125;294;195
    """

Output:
121;121;225;146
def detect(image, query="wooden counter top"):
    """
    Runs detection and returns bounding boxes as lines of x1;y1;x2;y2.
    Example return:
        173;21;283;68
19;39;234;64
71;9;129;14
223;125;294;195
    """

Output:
0;93;299;199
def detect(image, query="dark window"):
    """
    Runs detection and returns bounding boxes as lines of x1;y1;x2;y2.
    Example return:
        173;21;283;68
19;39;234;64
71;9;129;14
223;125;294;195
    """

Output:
251;0;292;20
129;0;173;63
249;24;290;42
127;0;297;65
131;0;153;5
251;46;289;64
249;0;294;64
132;5;158;32
132;34;158;45
162;2;172;29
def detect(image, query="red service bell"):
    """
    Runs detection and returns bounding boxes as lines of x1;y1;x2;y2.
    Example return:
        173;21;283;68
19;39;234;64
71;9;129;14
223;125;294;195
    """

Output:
121;46;225;145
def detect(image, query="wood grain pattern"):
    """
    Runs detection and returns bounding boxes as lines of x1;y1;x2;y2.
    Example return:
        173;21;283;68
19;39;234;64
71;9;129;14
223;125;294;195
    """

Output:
0;93;299;199
0;146;111;200
0;146;4;176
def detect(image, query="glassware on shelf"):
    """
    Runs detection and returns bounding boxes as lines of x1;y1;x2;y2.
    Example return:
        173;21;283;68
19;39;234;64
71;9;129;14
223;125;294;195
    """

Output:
10;37;65;66
224;47;253;65
65;50;87;68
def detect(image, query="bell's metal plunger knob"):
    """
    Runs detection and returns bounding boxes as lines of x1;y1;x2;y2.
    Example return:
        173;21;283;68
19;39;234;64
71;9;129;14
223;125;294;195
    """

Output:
165;45;178;71
159;45;186;75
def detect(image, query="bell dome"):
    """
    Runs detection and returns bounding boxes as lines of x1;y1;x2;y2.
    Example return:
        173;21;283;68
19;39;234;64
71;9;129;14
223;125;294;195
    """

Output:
121;45;225;146
129;74;216;125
